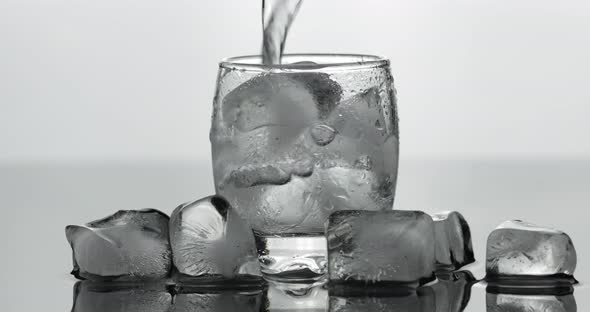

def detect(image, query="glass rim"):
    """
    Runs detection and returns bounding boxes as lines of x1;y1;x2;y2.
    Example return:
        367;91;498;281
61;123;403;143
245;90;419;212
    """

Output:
219;53;390;72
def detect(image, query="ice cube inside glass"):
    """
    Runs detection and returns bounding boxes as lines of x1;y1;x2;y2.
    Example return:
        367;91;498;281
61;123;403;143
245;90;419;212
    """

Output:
210;54;399;280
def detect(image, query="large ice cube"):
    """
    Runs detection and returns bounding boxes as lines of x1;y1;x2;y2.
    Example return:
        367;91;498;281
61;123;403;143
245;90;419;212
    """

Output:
245;174;329;234
65;209;172;281
169;195;261;282
72;282;172;312
170;289;264;312
486;220;577;280
327;210;436;285
486;293;576;312
431;211;475;270
264;281;328;311
221;72;341;134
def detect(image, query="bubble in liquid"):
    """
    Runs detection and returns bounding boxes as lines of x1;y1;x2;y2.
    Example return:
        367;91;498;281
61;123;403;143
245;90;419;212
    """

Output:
310;124;337;146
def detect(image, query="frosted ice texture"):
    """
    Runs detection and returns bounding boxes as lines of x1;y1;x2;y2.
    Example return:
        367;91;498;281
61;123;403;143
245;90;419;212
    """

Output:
486;220;576;278
327;210;436;285
65;209;172;281
169;195;261;281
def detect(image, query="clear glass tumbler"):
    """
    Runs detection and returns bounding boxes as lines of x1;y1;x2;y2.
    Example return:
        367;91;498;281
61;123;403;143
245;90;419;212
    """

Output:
210;54;399;280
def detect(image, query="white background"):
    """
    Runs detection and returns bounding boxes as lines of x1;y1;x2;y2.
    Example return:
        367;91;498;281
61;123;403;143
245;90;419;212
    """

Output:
2;0;590;162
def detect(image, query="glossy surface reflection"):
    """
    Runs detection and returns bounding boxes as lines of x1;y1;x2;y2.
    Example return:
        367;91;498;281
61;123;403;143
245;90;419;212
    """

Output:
486;291;576;312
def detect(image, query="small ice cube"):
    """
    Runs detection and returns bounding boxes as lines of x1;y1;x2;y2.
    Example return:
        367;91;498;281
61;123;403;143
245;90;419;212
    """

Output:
431;211;475;270
72;282;172;312
65;209;172;281
228;164;291;188
486;292;576;312
171;289;264;312
169;195;261;282
327;210;436;285
486;220;577;280
225;158;314;189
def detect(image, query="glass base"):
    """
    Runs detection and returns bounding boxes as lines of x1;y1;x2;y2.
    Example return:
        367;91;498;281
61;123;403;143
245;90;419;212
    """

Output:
254;234;327;282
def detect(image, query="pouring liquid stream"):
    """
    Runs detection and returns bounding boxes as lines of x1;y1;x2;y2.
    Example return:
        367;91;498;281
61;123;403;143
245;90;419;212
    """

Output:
262;0;304;65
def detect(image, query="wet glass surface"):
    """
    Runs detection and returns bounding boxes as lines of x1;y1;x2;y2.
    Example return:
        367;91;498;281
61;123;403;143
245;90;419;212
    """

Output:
1;159;588;311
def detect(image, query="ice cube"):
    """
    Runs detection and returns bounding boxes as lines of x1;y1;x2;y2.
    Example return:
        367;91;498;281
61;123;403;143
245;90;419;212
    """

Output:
171;289;264;312
71;282;172;312
327;210;436;285
264;281;328;311
221;72;341;134
486;220;577;281
224;158;314;189
289;72;342;119
65;209;172;281
320;166;394;212
486;292;576;312
431;211;475;270
169;195;262;282
326;88;388;145
228;164;291;188
246;174;329;234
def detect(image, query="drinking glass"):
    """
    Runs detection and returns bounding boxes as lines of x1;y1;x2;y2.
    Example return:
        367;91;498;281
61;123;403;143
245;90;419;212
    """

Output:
210;54;399;280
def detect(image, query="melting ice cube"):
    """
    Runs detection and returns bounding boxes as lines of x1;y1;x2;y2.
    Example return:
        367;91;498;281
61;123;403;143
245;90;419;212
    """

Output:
431;211;475;271
169;195;261;282
486;220;577;281
65;209;172;281
71;282;172;312
327;210;436;285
